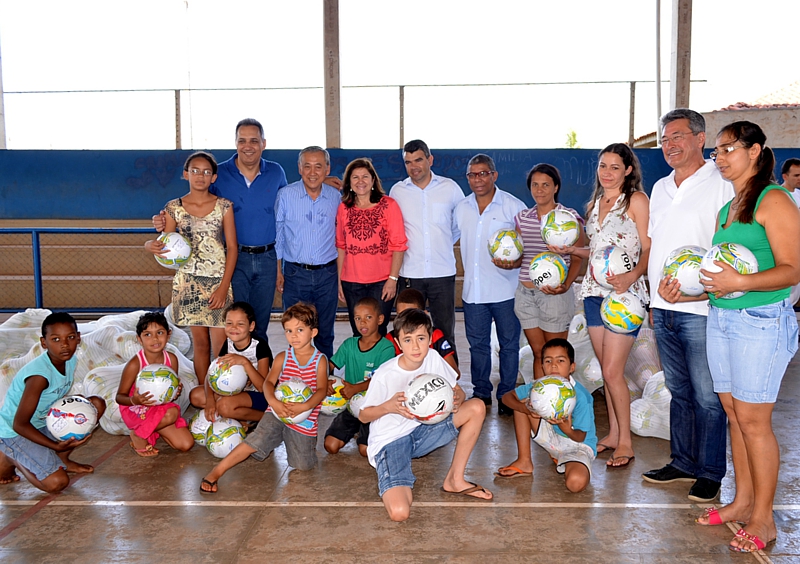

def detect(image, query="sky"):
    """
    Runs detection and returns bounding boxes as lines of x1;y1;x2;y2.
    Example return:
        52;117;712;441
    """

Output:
0;0;797;150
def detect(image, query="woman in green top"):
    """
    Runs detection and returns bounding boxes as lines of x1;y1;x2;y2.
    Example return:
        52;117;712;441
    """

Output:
699;121;800;553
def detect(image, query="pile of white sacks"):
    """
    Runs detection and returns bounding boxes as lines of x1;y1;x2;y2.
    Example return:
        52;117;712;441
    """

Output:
0;308;199;436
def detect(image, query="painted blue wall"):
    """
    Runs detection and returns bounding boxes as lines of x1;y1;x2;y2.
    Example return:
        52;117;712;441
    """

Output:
1;148;796;220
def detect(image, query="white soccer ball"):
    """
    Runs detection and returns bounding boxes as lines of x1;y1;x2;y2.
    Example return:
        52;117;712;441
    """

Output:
600;291;646;334
188;409;212;446
540;209;580;247
154;232;192;270
321;377;348;416
205;417;246;458
347;391;368;420
272;377;313;424
528;252;568;289
45;396;98;441
590;245;634;289
662;245;707;297
405;373;454;425
136;364;180;405
700;242;759;299
527;376;576;420
207;358;249;396
487;229;524;262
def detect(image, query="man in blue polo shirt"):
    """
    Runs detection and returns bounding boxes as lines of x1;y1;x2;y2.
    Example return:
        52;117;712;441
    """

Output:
274;146;340;359
153;118;287;343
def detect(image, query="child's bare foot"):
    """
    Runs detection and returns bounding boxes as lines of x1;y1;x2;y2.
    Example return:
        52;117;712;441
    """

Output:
1;470;20;484
441;478;493;500
64;461;94;474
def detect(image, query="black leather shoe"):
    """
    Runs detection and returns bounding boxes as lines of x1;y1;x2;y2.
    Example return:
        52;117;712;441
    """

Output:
472;395;492;406
688;478;721;502
642;465;696;484
497;398;514;416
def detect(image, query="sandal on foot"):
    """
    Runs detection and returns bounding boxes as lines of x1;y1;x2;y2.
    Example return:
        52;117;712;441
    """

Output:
596;443;615;455
696;507;725;526
440;482;492;500
199;478;218;494
607;455;634;468
130;442;159;457
494;465;532;479
729;528;775;553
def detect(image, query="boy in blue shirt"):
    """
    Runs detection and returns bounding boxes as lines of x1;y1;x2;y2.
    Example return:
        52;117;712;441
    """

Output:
0;312;106;493
496;338;596;492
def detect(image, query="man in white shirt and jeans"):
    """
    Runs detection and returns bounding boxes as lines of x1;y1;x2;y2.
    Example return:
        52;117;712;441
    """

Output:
643;109;734;503
389;140;465;358
454;154;526;415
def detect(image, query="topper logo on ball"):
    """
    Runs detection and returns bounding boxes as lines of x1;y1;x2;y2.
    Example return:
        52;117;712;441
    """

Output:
406;377;447;410
532;272;552;286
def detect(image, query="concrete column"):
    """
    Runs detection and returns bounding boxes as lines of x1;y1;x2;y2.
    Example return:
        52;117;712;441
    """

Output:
323;0;341;148
670;0;692;110
0;36;7;149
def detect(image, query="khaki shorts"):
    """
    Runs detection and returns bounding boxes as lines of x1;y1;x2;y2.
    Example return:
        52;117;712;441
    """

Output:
532;419;595;479
514;283;575;333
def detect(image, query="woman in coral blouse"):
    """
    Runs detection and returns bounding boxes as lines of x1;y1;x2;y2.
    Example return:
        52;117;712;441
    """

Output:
336;158;407;337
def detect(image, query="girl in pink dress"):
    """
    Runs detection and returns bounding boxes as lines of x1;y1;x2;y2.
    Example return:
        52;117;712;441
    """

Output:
116;312;194;457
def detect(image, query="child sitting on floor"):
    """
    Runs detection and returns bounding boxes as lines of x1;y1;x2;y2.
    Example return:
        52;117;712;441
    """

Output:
496;338;596;492
324;297;395;457
0;313;106;493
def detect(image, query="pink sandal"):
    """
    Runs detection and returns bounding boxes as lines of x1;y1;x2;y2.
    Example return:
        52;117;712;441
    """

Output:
695;507;723;526
729;528;775;553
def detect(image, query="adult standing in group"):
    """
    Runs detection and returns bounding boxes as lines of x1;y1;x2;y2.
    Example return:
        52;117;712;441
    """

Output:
699;121;799;553
275;146;340;360
455;154;525;415
336;158;407;337
389;139;465;356
562;143;650;468
642;109;733;503
780;157;800;206
153;118;287;344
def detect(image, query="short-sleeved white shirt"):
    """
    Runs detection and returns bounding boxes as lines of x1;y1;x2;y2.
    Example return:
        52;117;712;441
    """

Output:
362;352;458;467
389;173;466;279
648;161;735;316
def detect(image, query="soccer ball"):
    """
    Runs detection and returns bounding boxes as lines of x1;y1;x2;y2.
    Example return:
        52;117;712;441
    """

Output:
45;396;98;441
405;373;454;425
700;242;759;299
205;417;246;458
527;376;576;420
136;364;180;405
528;252;567;290
600;291;646;334
662;245;707;297
347;391;368;420
590;245;634;289
207;358;249;396
188;410;212;446
272;377;313;424
487;229;523;262
154;232;192;269
321;377;348;416
540;209;580;247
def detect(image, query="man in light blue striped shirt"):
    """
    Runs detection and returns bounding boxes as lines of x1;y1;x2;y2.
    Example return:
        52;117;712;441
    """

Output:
275;147;341;359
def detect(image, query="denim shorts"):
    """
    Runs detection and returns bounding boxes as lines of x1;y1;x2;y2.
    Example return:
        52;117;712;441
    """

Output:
583;295;641;339
0;427;64;480
707;299;798;403
374;415;458;496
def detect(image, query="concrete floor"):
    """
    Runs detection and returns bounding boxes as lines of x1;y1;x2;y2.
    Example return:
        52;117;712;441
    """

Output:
1;314;799;563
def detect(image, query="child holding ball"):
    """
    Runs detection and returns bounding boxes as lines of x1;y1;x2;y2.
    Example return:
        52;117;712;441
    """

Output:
117;312;194;457
190;302;273;425
0;313;106;493
199;303;327;494
496;338;596;492
145;151;238;384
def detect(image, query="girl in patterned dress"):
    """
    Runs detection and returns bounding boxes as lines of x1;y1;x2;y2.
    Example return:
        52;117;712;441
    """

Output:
116;312;194;457
556;143;650;468
148;151;238;383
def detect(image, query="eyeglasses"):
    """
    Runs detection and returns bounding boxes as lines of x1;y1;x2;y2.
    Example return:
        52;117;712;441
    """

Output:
660;131;694;145
709;145;745;161
466;170;495;180
189;168;214;176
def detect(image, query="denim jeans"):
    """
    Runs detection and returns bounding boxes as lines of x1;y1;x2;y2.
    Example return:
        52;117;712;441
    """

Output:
463;298;520;401
231;248;277;344
400;275;457;358
340;280;393;337
652;308;727;482
281;261;338;360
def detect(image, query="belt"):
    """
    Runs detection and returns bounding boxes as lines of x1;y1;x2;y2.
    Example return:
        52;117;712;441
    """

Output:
287;259;336;271
238;243;275;254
